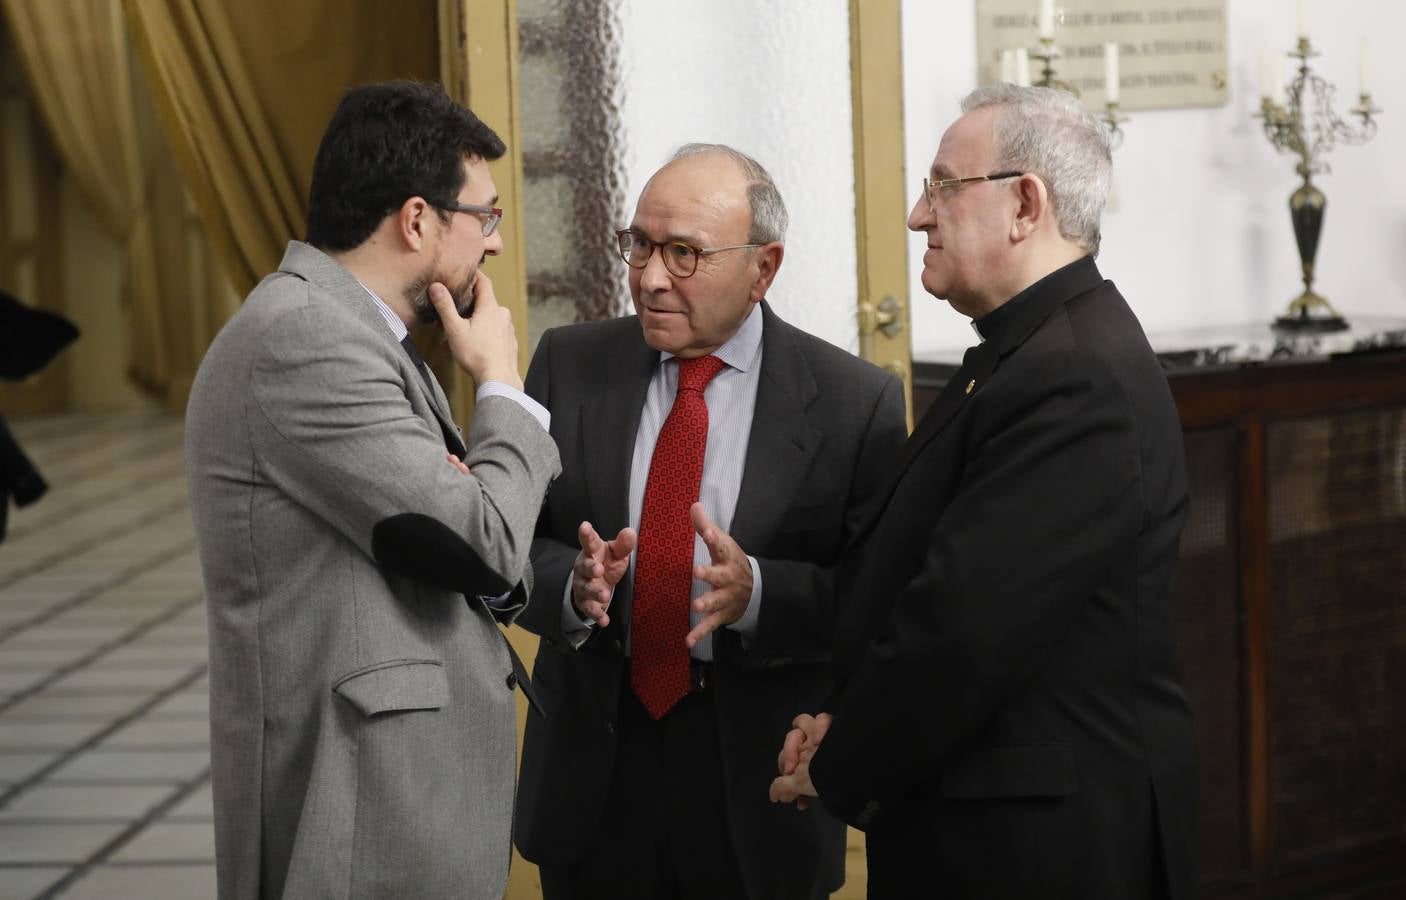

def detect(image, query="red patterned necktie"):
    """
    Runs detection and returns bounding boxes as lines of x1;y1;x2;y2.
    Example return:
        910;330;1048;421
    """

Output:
631;354;727;719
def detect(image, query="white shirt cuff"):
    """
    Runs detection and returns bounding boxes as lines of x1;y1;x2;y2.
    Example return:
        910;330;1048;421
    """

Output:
561;576;598;636
476;382;551;432
724;555;763;643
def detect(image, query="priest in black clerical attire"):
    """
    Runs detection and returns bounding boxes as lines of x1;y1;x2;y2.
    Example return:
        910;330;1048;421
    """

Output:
772;84;1197;900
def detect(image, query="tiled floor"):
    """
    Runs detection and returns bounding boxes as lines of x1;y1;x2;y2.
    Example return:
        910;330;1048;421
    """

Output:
0;412;869;900
1;413;215;900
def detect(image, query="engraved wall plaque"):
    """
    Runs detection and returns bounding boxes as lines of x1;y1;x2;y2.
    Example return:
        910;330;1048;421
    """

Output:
975;0;1230;109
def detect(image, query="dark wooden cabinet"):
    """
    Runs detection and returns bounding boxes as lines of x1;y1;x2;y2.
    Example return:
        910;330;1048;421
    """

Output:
913;351;1406;898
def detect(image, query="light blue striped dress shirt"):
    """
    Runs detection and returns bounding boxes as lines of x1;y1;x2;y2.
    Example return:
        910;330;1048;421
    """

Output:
565;304;765;662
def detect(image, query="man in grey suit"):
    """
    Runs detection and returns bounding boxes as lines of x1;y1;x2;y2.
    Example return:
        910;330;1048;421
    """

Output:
512;145;907;899
185;81;560;899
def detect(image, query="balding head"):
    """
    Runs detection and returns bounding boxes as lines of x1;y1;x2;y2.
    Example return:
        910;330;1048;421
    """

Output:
623;146;786;358
666;143;788;244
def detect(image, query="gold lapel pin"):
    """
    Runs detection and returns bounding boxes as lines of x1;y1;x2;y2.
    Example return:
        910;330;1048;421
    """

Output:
964;379;975;395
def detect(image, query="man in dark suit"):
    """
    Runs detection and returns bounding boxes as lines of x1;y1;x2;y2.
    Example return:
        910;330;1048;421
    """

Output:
513;144;907;899
771;85;1197;899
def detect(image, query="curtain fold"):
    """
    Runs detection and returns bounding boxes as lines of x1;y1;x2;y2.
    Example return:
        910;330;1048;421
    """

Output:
0;1;142;237
0;0;178;394
121;0;440;297
121;0;304;296
7;0;439;407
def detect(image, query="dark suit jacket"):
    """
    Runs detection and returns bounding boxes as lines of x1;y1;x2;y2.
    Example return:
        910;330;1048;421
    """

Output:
513;301;907;899
809;257;1197;900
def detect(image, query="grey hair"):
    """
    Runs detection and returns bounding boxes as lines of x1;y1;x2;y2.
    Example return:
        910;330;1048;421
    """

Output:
669;143;789;244
960;84;1111;256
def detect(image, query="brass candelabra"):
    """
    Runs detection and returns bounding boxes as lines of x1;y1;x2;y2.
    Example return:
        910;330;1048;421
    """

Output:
1030;36;1129;147
1258;37;1381;332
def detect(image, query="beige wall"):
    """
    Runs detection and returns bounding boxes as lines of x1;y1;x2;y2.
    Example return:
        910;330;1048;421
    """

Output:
59;172;156;414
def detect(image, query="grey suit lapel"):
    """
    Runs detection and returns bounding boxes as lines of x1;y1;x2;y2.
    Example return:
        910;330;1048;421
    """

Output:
730;304;820;550
406;337;467;458
277;241;465;456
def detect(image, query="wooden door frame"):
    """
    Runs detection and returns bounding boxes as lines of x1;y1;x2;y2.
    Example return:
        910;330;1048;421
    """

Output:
850;0;913;429
438;0;529;429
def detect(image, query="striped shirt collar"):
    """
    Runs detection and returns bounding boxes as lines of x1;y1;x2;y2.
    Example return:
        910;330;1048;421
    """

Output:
659;302;763;374
357;280;409;342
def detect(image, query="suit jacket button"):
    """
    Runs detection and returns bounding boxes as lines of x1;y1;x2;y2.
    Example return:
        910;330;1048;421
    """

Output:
604;720;614;734
506;672;517;690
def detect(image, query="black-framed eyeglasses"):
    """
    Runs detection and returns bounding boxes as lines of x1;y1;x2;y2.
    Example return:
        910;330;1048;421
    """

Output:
922;171;1024;209
436;200;503;237
614;228;763;279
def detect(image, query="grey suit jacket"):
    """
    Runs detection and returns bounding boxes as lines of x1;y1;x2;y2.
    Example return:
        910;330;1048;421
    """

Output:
185;241;560;900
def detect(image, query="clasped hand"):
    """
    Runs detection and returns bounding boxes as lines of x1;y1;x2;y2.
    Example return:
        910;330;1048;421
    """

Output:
770;712;830;809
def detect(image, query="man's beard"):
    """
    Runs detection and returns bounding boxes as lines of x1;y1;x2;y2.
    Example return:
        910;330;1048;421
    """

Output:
406;263;476;326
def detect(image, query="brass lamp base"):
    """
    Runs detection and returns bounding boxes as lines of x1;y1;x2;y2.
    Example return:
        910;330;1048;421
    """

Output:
1273;290;1348;333
1273;313;1348;333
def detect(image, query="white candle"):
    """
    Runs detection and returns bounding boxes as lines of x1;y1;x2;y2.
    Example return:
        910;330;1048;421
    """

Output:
1258;48;1274;100
1359;39;1370;96
1039;0;1055;40
1104;43;1120;104
1272;54;1286;107
1297;0;1309;41
1000;48;1016;84
1014;48;1031;87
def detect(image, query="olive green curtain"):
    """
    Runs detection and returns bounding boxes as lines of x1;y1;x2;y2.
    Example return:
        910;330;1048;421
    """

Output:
0;0;179;399
121;0;439;296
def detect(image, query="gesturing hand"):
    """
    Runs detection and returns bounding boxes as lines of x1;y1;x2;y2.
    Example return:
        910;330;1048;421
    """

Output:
571;521;636;628
685;502;753;649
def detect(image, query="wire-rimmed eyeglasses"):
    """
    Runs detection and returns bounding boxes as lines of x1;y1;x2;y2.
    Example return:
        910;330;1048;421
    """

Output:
614;228;762;279
922;171;1024;210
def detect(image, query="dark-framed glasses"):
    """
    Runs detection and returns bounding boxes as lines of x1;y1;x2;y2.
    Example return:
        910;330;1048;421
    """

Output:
436;200;503;237
614;228;762;279
922;171;1024;209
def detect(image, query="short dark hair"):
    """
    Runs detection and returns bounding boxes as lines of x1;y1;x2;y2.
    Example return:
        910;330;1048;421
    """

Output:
305;81;507;252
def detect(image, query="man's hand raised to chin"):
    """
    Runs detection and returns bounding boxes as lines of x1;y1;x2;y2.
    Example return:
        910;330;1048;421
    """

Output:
429;272;522;390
